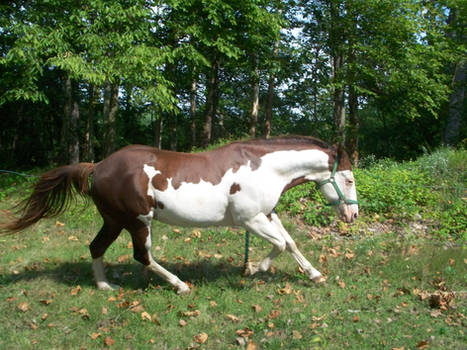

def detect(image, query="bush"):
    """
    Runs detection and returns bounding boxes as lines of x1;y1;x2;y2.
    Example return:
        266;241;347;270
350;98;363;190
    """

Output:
276;148;466;240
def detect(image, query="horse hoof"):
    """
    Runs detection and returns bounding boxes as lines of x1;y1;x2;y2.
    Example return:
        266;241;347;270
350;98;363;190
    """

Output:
243;262;258;276
97;282;120;291
311;275;327;284
177;284;191;295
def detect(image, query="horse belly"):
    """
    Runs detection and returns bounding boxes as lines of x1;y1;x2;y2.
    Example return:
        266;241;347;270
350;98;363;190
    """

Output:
153;181;231;227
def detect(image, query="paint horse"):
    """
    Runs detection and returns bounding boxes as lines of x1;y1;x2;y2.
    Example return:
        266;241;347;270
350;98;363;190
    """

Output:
3;136;358;294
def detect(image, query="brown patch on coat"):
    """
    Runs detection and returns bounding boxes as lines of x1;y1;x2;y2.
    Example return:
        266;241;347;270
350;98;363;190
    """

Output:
229;183;241;195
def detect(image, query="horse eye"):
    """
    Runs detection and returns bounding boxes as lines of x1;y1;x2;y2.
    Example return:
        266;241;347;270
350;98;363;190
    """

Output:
346;179;354;185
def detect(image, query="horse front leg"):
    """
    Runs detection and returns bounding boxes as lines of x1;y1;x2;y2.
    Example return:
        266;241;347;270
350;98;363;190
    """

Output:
269;213;325;283
242;213;286;276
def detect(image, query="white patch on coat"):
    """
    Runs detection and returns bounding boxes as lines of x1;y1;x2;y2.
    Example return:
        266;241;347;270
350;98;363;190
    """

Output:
143;164;160;199
141;149;330;227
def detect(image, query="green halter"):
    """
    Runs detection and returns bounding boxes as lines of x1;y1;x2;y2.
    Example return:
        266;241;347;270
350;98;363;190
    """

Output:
317;155;359;206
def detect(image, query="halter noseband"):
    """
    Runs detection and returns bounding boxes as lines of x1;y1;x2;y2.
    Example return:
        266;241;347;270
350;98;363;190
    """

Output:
317;155;358;206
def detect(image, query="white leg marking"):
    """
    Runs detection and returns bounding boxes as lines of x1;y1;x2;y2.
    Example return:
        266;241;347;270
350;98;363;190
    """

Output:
92;257;120;290
242;213;286;276
270;213;324;282
137;213;190;294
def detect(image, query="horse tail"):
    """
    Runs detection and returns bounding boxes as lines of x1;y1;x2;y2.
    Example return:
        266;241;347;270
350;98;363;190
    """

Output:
1;163;95;233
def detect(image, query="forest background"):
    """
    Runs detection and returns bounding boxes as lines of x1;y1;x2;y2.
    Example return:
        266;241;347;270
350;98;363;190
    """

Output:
0;0;465;168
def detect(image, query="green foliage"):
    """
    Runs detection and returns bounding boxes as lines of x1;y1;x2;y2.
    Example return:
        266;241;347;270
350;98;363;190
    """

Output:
277;148;466;240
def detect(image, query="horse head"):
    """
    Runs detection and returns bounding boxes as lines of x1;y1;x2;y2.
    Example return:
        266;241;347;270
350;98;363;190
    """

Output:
317;145;359;223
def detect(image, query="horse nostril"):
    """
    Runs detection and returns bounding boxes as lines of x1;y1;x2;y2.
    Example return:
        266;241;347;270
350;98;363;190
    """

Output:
353;213;358;220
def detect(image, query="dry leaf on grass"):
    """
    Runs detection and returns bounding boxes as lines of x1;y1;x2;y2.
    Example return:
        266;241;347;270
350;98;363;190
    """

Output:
292;330;303;339
17;302;31;312
104;336;115;347
225;314;240;322
193;332;208;344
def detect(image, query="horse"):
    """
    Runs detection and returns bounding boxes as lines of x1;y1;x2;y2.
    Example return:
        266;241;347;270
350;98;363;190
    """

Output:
2;136;358;294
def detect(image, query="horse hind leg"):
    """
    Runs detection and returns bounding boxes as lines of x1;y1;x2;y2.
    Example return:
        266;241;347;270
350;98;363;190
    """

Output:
128;213;190;295
89;222;123;290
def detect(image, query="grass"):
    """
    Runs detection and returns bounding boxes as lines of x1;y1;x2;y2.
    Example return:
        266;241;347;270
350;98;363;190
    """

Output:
0;148;466;349
0;200;465;349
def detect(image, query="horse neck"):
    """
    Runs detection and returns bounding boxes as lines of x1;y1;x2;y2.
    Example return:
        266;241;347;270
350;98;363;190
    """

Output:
264;147;332;183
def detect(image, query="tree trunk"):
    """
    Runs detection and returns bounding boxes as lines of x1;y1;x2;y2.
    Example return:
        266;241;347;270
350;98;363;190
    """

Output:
348;84;359;166
190;77;197;149
69;81;80;164
154;111;163;149
332;54;346;145
444;59;465;146
330;1;346;145
83;84;96;162
202;58;220;147
63;75;80;164
169;112;178;151
265;39;279;139
444;6;465;146
103;81;119;156
249;56;260;138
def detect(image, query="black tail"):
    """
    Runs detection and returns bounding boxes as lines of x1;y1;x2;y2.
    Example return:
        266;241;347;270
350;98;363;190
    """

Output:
1;163;95;233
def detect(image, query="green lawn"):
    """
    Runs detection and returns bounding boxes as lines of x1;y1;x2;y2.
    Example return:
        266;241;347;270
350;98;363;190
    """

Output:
0;200;465;349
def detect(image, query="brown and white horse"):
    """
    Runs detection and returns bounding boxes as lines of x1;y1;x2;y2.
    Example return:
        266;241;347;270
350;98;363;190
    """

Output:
2;136;358;294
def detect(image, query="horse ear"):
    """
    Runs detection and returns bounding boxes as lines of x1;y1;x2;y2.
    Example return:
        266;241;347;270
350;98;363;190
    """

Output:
335;143;353;170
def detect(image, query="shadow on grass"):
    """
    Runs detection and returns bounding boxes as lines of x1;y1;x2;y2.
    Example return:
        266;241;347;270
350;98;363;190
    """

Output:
0;259;294;291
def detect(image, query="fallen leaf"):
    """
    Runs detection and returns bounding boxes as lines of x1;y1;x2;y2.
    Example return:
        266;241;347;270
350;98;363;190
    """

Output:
292;330;303;339
246;340;258;350
179;319;187;327
267;310;281;320
182;310;201;318
277;282;294;295
117;254;130;263
417;340;429;349
41;313;48;321
17;302;30;312
68;235;78;241
104;336;115;347
338;281;346;289
141;311;151;321
108;296;116;302
193;332;208;344
345;248;355;260
78;308;91;320
70;285;82;296
251;304;262;313
448;259;455;266
91;333;101;340
102;307;108;315
209;301;218;307
127;241;133;249
353;315;359;322
55;221;65;227
39;299;52;305
225;314;240;322
236;327;254;338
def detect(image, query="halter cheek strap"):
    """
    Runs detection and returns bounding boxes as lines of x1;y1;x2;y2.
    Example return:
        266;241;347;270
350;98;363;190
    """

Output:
317;155;358;206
